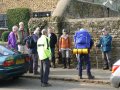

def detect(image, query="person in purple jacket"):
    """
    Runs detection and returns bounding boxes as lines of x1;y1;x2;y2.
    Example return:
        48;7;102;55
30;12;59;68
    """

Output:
74;28;94;79
8;25;18;50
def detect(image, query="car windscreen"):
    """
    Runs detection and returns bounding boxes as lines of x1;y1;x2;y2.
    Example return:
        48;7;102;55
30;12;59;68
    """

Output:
0;45;15;55
0;53;3;56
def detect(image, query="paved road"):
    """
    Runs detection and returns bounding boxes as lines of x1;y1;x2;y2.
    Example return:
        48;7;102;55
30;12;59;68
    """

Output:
0;78;117;90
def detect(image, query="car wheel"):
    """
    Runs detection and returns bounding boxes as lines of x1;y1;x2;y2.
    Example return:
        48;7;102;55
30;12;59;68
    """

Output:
112;83;119;88
13;76;20;80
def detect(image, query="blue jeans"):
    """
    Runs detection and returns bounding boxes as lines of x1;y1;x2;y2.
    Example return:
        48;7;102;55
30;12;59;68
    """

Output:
40;58;50;84
77;54;91;76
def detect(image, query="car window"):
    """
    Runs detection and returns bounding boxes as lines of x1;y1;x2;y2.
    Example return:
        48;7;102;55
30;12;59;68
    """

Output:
0;45;15;55
0;53;3;56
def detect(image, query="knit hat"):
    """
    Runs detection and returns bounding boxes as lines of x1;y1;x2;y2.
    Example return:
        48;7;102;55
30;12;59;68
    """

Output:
102;28;107;32
62;29;67;33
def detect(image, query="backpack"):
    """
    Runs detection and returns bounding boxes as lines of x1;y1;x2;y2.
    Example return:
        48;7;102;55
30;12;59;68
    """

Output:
74;30;91;49
26;36;36;49
76;34;87;44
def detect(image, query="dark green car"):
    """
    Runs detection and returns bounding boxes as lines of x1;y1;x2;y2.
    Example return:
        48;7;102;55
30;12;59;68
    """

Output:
0;45;30;80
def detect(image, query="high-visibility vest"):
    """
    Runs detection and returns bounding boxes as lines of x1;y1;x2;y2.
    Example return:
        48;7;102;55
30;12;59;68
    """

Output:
37;35;51;60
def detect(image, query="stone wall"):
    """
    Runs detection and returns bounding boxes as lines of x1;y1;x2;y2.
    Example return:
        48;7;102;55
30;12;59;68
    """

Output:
65;1;120;19
28;17;120;68
61;17;120;68
0;0;59;13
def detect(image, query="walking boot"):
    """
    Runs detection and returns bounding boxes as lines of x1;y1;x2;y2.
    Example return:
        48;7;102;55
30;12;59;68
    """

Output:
80;76;82;79
52;57;56;68
53;62;56;68
103;66;109;70
62;58;67;69
63;63;67;69
34;71;40;75
67;58;71;69
88;74;95;79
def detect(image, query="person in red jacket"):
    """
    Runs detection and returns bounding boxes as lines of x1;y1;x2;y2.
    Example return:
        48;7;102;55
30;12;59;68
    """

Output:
59;29;71;69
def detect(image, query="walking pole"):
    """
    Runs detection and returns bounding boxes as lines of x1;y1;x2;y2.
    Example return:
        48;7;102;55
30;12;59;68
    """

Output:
95;46;99;69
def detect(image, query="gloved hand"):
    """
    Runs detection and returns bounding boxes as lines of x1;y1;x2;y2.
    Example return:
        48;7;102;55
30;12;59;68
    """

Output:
59;49;61;52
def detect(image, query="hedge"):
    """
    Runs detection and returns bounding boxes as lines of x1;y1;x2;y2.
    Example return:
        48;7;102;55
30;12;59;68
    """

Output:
7;8;30;32
1;31;10;42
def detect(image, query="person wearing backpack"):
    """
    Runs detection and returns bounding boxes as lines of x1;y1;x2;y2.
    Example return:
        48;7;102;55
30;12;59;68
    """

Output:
74;28;94;79
24;27;40;74
59;29;71;69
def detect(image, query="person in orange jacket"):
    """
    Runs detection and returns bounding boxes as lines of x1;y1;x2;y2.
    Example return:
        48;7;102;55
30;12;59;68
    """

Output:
59;29;71;69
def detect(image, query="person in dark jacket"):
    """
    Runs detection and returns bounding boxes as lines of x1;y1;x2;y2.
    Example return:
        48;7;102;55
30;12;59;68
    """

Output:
24;27;40;74
48;27;57;68
96;28;112;71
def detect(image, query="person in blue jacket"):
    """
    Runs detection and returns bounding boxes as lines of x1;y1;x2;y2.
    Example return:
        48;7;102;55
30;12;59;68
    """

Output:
74;28;94;79
96;28;112;71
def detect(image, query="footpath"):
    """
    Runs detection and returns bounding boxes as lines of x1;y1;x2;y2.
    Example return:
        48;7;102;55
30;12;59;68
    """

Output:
22;68;111;85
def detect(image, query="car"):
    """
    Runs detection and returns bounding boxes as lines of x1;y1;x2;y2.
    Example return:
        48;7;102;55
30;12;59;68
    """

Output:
110;59;120;88
0;45;30;80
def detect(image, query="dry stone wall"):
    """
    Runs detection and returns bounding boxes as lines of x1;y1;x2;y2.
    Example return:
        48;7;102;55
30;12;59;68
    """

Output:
62;17;120;68
28;17;120;68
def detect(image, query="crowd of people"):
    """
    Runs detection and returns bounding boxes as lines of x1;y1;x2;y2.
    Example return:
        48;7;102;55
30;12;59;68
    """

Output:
7;21;112;87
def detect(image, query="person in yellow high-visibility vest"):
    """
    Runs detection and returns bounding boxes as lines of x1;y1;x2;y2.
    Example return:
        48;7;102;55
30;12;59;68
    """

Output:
37;29;51;87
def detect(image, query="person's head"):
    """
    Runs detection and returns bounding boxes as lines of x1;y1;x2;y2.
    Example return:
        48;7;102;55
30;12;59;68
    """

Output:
34;27;40;35
80;28;87;31
28;28;32;35
102;28;108;36
48;27;54;34
19;22;24;30
62;29;67;35
12;25;18;33
41;29;47;36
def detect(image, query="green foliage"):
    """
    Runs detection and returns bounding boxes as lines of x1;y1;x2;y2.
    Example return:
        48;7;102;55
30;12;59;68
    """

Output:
28;18;48;32
0;38;2;41
1;31;10;42
7;8;30;32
